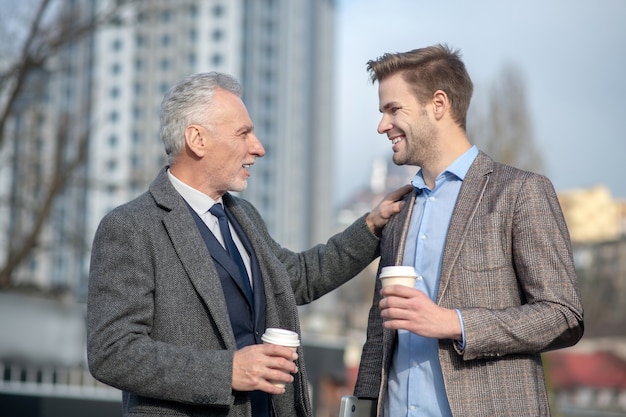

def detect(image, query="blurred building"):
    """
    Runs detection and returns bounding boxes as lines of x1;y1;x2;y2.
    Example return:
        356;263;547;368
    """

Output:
1;0;335;297
558;185;624;243
545;346;626;416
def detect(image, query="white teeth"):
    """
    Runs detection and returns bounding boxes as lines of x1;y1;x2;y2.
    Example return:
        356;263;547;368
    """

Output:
391;137;403;145
243;164;251;169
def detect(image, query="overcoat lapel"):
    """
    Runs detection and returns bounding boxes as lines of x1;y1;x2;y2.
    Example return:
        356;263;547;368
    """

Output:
185;204;254;308
150;170;236;349
222;201;266;331
224;194;298;332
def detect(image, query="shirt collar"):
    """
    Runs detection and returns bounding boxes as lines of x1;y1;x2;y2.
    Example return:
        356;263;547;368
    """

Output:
411;145;479;191
167;168;221;215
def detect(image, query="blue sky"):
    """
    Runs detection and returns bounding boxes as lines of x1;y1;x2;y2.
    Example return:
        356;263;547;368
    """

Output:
334;0;626;204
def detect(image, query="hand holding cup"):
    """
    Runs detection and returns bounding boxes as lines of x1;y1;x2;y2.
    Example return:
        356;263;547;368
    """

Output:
261;328;300;388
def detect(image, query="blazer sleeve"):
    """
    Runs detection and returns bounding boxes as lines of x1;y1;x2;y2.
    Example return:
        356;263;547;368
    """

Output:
457;173;584;360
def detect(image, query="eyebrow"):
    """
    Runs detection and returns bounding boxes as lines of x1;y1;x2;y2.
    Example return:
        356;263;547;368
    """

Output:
237;124;254;135
380;101;400;113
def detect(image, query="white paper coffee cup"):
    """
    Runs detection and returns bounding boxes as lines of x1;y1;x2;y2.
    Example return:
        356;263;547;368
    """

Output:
261;328;300;388
379;266;417;288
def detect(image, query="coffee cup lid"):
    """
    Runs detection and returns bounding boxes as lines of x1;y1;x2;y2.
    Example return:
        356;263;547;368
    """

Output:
379;266;417;279
261;328;300;347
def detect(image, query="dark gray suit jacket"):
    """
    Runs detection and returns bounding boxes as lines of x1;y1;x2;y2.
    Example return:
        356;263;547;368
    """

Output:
355;152;584;416
87;167;380;417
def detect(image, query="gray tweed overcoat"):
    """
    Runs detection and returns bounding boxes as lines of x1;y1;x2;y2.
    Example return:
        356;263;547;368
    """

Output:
87;167;381;417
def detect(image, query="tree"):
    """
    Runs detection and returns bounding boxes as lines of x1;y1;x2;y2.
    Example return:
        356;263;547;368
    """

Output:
467;64;545;174
0;0;137;289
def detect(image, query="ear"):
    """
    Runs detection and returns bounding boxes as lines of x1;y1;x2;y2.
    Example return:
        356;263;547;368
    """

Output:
431;90;449;121
184;124;206;158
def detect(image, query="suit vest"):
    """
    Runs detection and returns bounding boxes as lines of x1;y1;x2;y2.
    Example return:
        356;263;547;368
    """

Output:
186;203;266;347
187;204;273;416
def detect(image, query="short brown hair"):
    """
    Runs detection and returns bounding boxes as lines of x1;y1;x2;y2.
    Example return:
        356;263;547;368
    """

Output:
367;44;473;130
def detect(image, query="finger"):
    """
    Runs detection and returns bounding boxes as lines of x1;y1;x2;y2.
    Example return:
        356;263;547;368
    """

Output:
380;285;415;298
268;357;299;375
262;343;299;361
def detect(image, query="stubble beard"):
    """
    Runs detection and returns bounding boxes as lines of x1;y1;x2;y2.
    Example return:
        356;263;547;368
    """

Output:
394;118;438;168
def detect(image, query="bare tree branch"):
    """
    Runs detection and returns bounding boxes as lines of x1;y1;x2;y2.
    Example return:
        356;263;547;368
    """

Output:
0;0;142;289
0;121;89;288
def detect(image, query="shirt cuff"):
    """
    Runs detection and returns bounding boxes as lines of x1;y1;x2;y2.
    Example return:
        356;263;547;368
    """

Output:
455;309;466;351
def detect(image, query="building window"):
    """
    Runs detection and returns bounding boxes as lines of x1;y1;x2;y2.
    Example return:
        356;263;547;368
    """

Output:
65;84;73;101
188;53;197;67
111;63;121;75
212;4;224;17
109;111;119;122
212;29;223;42
108;134;118;147
263;119;273;136
112;39;122;51
211;53;223;66
161;34;171;47
110;86;120;98
160;58;170;71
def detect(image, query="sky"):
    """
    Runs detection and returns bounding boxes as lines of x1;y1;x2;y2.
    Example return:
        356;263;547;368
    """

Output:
334;0;626;205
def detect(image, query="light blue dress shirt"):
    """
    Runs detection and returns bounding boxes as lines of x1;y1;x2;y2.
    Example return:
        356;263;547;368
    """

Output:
384;146;478;417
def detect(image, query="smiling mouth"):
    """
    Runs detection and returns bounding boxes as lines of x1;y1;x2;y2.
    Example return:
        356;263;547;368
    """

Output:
390;136;405;145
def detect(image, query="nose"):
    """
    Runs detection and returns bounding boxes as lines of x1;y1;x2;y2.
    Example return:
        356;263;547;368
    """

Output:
250;133;265;157
377;114;391;135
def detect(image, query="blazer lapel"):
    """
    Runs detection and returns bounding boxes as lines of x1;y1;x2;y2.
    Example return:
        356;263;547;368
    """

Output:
437;152;493;302
392;188;418;266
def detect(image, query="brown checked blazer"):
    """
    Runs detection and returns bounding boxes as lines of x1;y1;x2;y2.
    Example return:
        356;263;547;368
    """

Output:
354;151;584;416
87;167;381;417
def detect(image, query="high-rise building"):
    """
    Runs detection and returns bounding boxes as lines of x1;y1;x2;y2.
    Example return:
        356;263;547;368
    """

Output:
240;0;335;251
2;0;336;297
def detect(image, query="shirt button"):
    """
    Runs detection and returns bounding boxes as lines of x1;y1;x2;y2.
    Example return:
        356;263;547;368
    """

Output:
416;276;423;281
412;361;418;367
429;196;435;202
420;234;427;240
